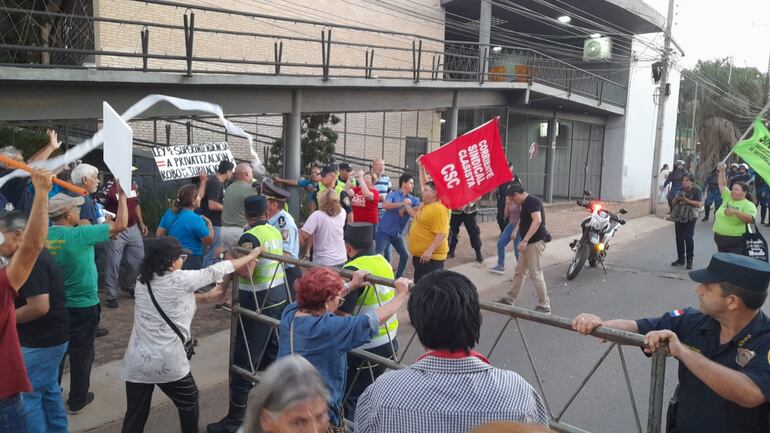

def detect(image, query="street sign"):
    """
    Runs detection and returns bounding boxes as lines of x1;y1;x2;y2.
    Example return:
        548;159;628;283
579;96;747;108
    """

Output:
102;102;135;197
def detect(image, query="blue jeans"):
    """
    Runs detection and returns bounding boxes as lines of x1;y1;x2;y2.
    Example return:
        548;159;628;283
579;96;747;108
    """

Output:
497;224;521;267
375;231;409;278
22;343;69;433
203;226;222;267
0;394;26;433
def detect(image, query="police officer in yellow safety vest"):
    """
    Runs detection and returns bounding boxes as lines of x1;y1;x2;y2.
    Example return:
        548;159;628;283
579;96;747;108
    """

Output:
337;222;398;421
207;195;287;433
318;163;352;218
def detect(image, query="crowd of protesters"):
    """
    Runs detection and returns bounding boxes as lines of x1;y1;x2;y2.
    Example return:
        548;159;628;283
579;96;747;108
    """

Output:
3;129;770;433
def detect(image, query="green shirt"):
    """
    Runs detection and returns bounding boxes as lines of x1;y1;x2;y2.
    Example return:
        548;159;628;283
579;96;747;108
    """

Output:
713;188;757;237
47;224;110;308
222;181;258;228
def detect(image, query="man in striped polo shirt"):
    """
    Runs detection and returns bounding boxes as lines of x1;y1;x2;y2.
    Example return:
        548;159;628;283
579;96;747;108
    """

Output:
372;159;392;224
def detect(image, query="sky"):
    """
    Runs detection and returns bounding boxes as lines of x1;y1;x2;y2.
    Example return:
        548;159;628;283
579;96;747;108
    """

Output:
643;0;770;71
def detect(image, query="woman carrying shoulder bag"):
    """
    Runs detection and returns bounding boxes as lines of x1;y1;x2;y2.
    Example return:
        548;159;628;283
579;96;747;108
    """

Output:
120;236;262;433
713;163;758;255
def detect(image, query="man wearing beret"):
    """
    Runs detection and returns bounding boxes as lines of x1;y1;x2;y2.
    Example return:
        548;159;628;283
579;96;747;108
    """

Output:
573;252;770;433
208;195;287;433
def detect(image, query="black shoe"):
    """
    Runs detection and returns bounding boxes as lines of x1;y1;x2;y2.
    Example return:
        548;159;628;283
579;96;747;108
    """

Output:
475;250;483;263
105;299;118;309
67;392;95;415
670;259;685;266
96;327;109;338
686;260;693;270
701;217;708;222
207;415;244;433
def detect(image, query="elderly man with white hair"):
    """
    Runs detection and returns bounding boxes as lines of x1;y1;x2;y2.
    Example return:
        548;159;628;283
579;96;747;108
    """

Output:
69;163;101;226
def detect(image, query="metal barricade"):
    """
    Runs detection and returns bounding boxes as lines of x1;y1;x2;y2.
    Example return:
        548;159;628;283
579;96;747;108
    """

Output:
225;246;666;433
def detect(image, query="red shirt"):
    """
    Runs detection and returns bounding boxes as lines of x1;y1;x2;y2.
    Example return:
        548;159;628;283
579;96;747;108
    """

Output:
104;180;140;227
0;269;31;399
350;187;379;224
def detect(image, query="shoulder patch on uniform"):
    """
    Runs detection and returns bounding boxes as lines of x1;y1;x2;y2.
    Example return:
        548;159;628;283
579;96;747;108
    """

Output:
240;242;254;250
669;309;685;317
278;216;286;227
281;229;289;241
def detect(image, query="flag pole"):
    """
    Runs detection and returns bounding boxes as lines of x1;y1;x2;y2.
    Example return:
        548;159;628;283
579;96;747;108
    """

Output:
721;101;770;164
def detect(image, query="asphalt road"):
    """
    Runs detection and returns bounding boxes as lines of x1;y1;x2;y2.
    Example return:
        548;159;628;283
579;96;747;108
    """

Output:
91;219;770;433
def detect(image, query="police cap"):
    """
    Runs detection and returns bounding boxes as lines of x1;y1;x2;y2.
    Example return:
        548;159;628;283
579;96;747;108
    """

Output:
689;252;770;292
344;222;374;250
261;179;290;202
338;162;352;172
244;195;268;216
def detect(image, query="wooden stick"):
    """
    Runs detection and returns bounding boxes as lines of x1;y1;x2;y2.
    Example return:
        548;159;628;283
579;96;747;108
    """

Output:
0;155;88;196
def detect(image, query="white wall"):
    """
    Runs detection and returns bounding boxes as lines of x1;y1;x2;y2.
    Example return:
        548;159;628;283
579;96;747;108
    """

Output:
602;34;680;201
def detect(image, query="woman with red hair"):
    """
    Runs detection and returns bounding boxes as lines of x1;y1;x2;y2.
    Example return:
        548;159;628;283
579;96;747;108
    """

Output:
277;267;410;431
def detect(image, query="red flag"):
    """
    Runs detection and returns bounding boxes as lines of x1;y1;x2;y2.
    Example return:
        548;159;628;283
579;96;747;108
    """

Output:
421;118;512;209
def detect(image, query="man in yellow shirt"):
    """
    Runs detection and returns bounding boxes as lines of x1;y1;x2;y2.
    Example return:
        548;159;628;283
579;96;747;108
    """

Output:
407;158;449;282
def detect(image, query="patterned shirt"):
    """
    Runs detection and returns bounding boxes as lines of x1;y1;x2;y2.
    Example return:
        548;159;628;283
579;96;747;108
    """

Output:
355;354;548;433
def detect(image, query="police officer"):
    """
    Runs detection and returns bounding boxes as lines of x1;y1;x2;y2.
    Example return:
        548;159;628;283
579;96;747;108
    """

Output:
573;252;770;433
664;160;689;210
207;195;288;433
702;166;722;222
448;201;483;263
338;222;399;421
262;179;301;295
730;163;754;189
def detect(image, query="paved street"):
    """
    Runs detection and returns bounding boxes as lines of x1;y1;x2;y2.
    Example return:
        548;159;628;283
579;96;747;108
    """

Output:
87;218;770;433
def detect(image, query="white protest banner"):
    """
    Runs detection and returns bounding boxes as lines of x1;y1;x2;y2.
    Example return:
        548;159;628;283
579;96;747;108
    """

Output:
153;142;234;181
102;102;135;196
0;94;261;188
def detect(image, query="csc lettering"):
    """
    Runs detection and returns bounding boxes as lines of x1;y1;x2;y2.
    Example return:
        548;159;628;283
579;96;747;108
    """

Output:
441;164;461;189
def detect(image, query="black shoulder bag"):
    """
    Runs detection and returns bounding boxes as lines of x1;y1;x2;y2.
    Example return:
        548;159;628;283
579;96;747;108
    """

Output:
146;280;195;359
744;219;769;262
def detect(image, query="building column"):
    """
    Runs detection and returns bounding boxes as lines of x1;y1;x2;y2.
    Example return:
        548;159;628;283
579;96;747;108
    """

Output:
284;89;302;216
446;90;459;140
544;110;558;203
478;0;492;78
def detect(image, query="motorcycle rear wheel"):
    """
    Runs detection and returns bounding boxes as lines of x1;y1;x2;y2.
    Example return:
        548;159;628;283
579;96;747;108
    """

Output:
567;243;589;280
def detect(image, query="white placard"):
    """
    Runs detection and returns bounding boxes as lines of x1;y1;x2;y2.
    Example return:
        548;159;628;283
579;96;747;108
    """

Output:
152;142;234;181
102;102;135;196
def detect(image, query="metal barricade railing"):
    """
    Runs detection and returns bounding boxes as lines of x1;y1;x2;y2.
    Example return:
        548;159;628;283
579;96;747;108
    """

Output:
225;246;666;433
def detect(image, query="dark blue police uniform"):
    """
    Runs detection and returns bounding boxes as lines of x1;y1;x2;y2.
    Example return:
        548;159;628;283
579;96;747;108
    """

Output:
637;308;770;433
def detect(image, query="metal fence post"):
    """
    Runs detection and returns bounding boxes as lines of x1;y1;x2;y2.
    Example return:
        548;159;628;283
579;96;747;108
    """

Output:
274;40;283;75
320;29;331;81
646;348;667;433
183;12;195;77
140;26;149;72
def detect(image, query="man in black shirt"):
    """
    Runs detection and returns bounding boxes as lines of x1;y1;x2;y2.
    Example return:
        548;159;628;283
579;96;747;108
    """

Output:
199;160;235;267
2;210;70;430
498;185;551;313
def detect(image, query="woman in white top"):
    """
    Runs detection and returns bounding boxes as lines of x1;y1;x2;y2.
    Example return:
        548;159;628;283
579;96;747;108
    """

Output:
658;164;670;204
120;236;262;433
300;189;347;267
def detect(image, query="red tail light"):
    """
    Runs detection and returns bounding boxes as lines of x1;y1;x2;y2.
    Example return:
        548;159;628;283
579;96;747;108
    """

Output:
592;203;602;212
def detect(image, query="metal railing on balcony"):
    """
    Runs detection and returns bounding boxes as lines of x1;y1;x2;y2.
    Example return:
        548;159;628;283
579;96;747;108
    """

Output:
0;1;626;107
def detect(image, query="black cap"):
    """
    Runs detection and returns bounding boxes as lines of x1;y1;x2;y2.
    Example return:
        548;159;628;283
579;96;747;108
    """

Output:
261;179;290;201
344;222;374;250
689;253;770;292
338;162;352;172
244;195;268;216
320;164;338;177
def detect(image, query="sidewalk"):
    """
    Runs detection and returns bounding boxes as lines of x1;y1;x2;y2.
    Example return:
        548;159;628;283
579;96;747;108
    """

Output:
68;212;671;432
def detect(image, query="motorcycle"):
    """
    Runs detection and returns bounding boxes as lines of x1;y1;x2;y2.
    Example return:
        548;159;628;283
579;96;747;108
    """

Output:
566;191;628;280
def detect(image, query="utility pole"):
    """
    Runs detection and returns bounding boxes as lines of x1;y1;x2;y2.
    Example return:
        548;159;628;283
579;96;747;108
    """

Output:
649;0;675;215
690;81;698;151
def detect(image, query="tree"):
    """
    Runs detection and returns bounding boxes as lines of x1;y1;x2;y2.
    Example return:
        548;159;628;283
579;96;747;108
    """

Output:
267;114;341;174
677;58;767;179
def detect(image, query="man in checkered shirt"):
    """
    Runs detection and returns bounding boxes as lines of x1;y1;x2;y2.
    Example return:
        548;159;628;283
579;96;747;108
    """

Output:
355;270;548;433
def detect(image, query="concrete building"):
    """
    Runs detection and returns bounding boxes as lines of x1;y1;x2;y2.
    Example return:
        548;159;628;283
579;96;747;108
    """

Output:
0;0;679;214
